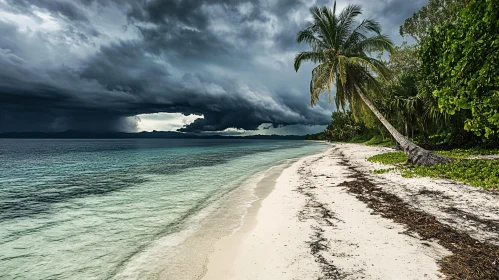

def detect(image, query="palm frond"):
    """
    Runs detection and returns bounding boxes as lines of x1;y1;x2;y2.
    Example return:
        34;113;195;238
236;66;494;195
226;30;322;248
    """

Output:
295;1;394;111
310;7;335;48
310;63;330;105
343;19;381;48
344;55;392;82
294;51;324;71
337;4;362;44
349;34;393;54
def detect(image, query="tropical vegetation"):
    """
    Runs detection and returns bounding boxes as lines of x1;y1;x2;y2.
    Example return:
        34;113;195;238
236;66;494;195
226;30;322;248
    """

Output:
303;0;499;154
420;0;499;138
367;151;499;190
299;0;499;189
294;1;453;165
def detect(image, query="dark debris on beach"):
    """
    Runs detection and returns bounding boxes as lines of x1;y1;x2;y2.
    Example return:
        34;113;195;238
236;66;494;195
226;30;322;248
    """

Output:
338;157;499;280
296;161;345;280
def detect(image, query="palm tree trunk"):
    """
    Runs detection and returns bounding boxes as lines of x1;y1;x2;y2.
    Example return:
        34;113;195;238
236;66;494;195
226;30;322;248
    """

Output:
357;92;452;166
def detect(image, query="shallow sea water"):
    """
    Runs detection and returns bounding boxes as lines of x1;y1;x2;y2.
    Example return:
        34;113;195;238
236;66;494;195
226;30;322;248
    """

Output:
0;139;326;279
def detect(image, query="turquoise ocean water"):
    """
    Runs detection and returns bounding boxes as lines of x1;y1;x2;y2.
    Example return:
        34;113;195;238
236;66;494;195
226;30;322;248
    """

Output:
0;139;326;279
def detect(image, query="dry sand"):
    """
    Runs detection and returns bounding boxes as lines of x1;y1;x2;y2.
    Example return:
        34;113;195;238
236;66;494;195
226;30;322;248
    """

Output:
200;143;499;280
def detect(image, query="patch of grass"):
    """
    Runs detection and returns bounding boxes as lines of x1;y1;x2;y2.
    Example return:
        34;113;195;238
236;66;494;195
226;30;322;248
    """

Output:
369;168;396;174
378;140;395;147
364;135;395;147
435;148;499;158
367;151;407;164
348;135;371;143
401;159;499;190
367;151;499;190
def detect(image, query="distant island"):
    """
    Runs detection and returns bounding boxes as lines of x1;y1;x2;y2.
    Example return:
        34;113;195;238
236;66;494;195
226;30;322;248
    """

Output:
0;130;306;140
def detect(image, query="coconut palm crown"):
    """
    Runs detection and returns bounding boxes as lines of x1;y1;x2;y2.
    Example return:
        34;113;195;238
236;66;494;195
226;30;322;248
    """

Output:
294;2;452;166
294;2;392;109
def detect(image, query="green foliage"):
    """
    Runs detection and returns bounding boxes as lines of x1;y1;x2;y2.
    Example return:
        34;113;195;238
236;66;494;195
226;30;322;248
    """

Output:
367;152;408;164
370;168;396;174
307;111;387;143
401;159;499;190
364;135;394;147
420;0;499;138
400;0;469;40
395;0;497;145
324;111;362;141
299;1;499;150
368;151;499;189
372;42;431;141
349;134;373;143
294;1;393;116
368;148;499;162
435;148;499;158
388;42;420;77
315;111;395;146
305;132;327;140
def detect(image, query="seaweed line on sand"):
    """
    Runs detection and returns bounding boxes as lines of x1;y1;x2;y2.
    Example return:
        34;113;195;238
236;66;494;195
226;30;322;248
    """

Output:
444;206;499;235
338;155;499;280
296;157;345;280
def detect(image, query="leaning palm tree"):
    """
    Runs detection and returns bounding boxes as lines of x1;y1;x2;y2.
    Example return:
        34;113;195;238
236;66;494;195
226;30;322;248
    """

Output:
294;2;451;166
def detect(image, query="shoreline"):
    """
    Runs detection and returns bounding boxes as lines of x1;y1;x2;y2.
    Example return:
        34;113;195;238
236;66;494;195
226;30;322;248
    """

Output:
111;147;327;280
199;143;499;279
201;153;321;280
113;161;294;280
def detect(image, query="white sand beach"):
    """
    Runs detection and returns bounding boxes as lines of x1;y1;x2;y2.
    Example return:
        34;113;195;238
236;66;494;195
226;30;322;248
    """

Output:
201;143;499;280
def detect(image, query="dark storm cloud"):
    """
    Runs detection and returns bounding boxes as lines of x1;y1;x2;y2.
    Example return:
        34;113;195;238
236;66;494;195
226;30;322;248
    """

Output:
80;41;171;93
370;0;427;23
359;0;428;42
3;0;89;22
0;0;426;133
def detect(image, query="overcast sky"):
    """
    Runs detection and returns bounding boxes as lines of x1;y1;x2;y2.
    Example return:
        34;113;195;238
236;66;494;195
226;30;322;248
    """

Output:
0;0;426;134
